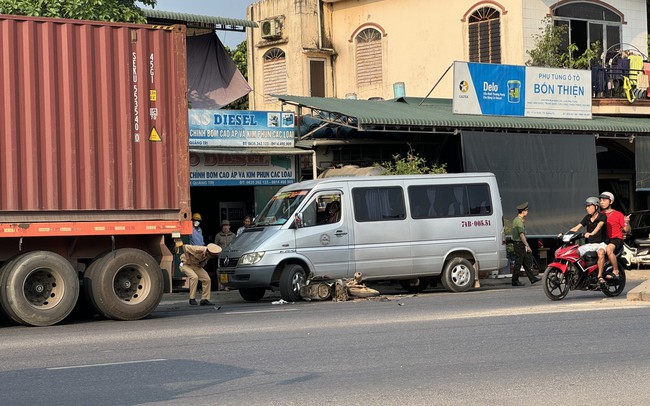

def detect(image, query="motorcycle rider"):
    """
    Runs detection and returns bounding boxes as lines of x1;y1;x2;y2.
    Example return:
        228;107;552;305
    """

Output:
567;197;607;262
598;192;630;283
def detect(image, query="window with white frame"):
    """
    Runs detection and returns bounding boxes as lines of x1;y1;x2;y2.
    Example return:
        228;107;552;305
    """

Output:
468;7;501;64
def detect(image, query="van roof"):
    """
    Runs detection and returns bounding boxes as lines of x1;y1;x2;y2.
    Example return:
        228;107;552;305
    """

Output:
281;173;496;191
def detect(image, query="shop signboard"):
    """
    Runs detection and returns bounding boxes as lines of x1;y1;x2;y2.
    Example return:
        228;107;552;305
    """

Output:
453;61;591;119
190;153;295;186
188;109;295;147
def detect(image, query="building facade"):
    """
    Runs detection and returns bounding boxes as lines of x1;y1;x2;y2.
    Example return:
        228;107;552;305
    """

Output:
247;0;648;110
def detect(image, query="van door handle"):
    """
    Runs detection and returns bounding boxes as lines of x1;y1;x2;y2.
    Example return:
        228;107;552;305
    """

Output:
334;230;348;237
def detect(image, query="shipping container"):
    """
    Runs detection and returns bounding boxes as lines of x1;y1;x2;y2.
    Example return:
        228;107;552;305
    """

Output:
0;14;191;326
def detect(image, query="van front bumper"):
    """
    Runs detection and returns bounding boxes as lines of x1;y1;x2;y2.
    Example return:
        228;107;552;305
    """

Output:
218;265;276;289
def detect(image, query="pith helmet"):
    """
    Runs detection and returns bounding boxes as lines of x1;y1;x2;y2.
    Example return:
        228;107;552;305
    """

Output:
206;243;222;255
192;213;202;221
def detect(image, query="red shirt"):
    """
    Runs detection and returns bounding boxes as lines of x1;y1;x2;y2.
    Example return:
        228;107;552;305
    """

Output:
603;209;626;240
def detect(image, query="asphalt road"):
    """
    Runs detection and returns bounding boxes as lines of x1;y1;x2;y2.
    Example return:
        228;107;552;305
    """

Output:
2;281;650;406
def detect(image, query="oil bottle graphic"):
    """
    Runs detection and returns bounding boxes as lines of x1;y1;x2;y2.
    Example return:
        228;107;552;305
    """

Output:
507;80;521;103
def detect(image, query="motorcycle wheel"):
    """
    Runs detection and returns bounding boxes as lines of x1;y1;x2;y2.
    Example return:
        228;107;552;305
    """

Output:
543;266;570;301
602;264;626;297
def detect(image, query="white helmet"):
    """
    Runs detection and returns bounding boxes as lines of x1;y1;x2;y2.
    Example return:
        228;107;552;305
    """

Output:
599;192;614;203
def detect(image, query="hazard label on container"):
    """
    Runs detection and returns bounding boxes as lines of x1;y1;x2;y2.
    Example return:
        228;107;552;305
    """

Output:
149;127;161;142
150;90;157;101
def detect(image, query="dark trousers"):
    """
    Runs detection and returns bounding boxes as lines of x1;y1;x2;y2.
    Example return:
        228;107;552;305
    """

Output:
512;241;536;283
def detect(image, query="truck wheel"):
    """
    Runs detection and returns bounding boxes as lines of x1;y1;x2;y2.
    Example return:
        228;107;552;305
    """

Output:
0;251;79;326
239;287;266;302
279;264;305;302
83;249;163;321
441;258;474;292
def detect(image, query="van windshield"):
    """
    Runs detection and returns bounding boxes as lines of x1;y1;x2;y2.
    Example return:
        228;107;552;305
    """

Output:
254;190;310;226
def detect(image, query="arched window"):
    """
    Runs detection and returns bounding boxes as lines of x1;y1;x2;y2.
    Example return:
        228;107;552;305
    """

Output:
468;7;501;63
355;28;383;87
263;48;287;103
552;2;622;57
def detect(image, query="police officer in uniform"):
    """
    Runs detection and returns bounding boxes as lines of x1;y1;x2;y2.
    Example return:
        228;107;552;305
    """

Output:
511;202;541;286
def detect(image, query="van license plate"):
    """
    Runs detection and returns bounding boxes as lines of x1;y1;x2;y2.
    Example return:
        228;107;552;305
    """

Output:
219;273;228;283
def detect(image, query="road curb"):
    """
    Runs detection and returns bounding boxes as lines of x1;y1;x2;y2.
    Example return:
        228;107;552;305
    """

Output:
627;278;650;301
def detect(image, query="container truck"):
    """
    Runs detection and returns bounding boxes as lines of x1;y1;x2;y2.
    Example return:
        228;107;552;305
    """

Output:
0;14;191;326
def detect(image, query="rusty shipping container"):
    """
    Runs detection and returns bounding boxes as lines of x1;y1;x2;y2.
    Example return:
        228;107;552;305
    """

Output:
0;14;190;223
0;14;192;327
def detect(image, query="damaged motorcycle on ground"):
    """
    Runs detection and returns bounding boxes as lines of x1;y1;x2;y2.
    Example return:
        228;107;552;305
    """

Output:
543;232;629;301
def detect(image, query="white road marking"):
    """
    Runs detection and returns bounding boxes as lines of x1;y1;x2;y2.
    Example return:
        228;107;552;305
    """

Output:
46;358;167;370
223;308;299;315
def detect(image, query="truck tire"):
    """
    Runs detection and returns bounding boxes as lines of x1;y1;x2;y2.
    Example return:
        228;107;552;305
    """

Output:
239;287;266;302
0;251;79;326
441;257;474;293
83;249;163;321
279;264;306;302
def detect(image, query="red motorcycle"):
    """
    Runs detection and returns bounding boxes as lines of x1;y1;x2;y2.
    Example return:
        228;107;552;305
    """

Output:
543;232;628;301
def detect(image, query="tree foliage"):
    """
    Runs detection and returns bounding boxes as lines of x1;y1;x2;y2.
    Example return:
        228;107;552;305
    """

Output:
527;17;600;69
223;40;249;110
0;0;155;23
375;147;447;175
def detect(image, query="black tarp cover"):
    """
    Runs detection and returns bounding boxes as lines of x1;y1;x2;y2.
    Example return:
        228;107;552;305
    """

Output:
462;131;598;236
635;136;650;191
186;34;251;109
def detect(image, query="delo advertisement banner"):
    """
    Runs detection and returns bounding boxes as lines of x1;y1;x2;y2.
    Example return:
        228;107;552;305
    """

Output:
453;62;591;119
190;153;295;186
189;109;295;147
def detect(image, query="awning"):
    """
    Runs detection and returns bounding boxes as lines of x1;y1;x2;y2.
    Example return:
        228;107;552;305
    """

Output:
277;95;650;136
189;147;316;179
143;9;258;32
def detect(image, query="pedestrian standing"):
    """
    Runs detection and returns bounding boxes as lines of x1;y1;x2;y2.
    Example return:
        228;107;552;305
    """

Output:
215;219;236;249
177;242;221;306
236;216;252;237
190;213;205;246
511;202;541;286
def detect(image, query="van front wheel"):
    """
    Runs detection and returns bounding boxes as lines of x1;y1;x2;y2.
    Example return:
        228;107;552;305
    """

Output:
279;264;305;302
441;258;474;292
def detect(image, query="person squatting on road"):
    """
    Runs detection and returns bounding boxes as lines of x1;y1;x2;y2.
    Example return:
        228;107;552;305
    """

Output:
566;196;607;263
177;241;221;306
598;192;630;283
511;202;541;287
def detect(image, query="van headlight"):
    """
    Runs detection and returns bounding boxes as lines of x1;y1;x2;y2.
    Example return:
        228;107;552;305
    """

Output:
239;252;265;265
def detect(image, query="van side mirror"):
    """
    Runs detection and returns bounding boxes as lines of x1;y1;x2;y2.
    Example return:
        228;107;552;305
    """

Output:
294;212;304;228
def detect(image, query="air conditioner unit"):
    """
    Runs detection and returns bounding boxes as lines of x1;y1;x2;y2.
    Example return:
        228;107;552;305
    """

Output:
261;18;282;39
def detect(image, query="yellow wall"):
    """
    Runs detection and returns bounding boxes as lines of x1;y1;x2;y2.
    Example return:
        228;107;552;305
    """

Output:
248;0;648;109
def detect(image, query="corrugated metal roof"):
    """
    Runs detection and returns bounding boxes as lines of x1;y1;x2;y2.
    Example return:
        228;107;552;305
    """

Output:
143;9;257;28
277;95;650;134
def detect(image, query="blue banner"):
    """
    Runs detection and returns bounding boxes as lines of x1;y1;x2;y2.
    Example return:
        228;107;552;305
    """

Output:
188;109;295;147
453;62;591;119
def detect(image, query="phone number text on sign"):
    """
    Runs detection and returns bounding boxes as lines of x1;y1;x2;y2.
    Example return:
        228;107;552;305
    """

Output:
461;220;492;228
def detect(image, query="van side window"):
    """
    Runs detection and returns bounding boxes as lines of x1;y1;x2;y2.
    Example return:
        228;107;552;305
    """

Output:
301;192;342;227
352;187;405;222
408;184;491;219
467;184;492;215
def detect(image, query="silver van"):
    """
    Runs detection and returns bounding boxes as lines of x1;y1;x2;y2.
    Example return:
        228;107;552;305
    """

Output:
218;173;508;302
